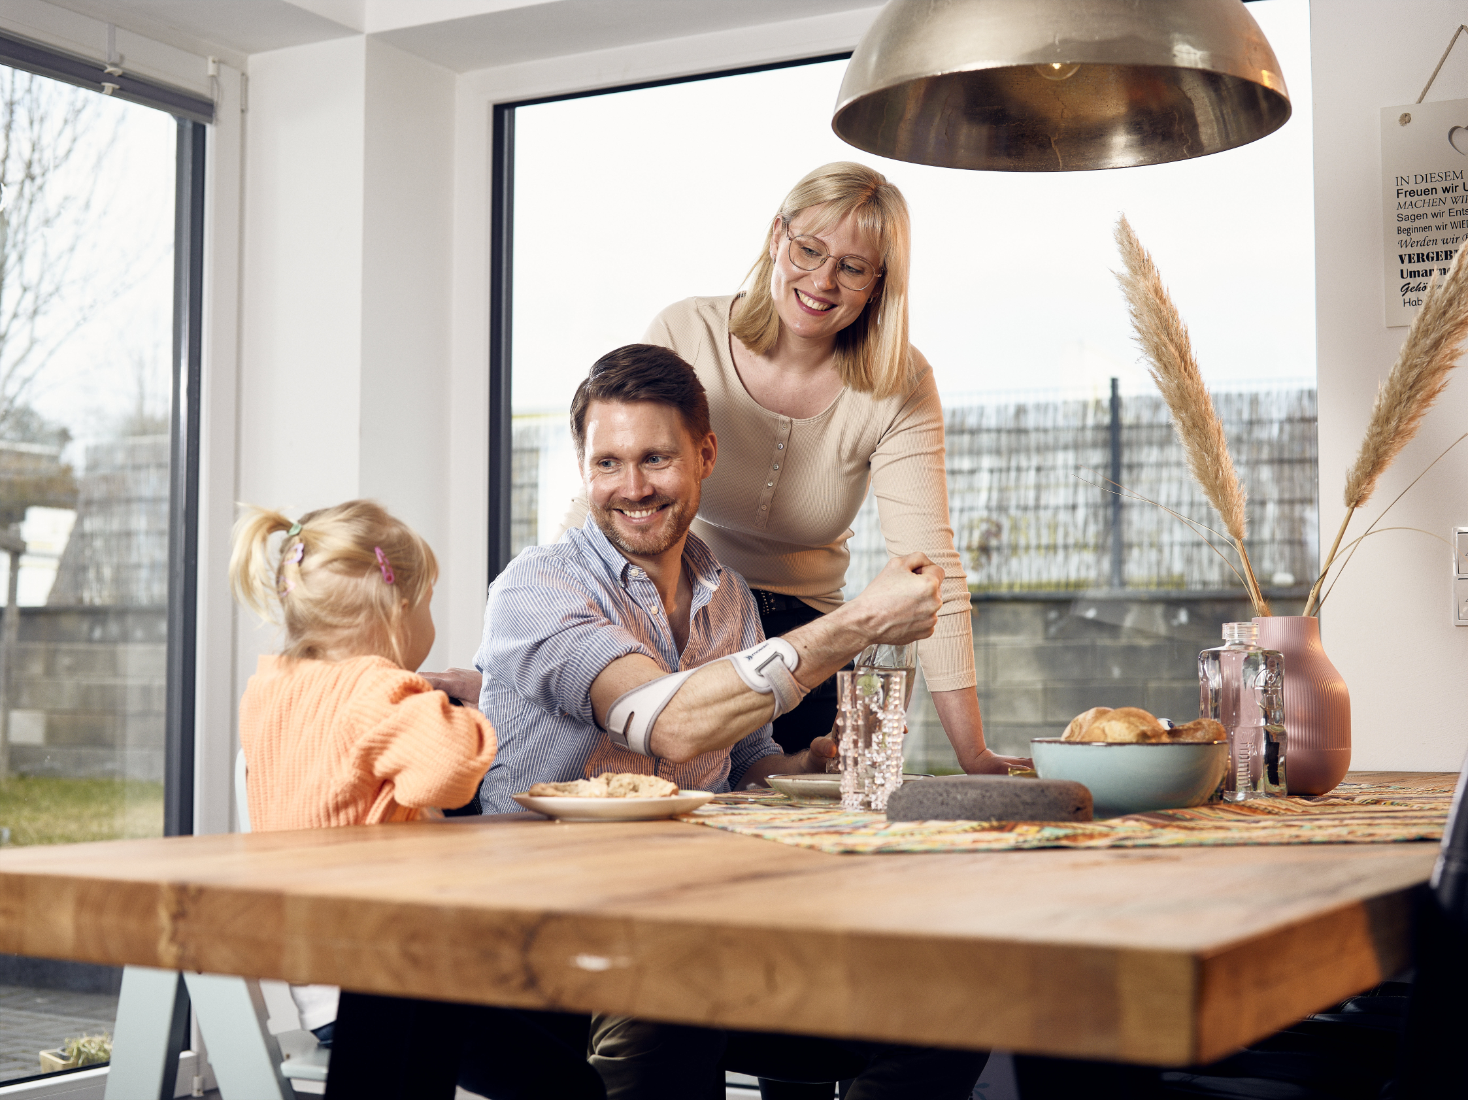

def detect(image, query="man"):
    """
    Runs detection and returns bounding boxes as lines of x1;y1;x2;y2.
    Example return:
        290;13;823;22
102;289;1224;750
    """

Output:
464;344;986;1100
474;342;944;814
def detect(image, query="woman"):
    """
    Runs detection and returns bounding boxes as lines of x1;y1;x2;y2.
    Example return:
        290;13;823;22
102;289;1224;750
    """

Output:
569;162;1020;774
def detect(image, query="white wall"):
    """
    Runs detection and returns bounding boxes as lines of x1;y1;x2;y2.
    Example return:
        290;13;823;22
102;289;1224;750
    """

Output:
1313;0;1468;770
236;34;457;704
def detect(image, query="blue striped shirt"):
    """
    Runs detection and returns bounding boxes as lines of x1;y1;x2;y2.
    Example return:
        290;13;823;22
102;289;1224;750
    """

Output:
475;519;779;813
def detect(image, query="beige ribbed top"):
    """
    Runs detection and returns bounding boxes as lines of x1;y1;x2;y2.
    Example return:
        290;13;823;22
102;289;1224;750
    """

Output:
563;295;975;692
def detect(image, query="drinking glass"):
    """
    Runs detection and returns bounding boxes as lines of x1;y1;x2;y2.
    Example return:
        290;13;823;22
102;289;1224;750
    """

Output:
825;642;917;774
837;668;908;811
856;643;917;708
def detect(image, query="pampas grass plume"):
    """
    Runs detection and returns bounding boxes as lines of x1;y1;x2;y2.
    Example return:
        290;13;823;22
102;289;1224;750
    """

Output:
1113;215;1268;615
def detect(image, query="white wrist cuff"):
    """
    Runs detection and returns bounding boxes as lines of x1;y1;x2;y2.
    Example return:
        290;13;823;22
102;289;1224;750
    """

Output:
726;638;809;718
604;669;696;756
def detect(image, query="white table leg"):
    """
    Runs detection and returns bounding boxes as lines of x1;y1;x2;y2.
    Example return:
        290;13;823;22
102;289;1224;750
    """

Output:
105;966;189;1100
183;972;295;1100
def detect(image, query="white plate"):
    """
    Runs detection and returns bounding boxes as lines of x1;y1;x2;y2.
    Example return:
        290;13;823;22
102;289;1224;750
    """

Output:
511;789;714;822
766;773;931;803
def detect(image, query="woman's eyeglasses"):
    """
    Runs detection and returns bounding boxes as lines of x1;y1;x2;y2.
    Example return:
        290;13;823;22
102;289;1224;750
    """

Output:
785;229;882;293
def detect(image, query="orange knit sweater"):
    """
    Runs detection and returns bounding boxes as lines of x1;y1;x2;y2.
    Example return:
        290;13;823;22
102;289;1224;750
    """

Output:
240;654;497;831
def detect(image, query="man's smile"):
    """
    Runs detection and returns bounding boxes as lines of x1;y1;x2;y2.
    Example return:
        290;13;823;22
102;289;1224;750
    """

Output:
613;502;672;523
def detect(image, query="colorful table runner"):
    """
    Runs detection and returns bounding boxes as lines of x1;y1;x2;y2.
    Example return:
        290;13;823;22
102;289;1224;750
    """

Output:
678;774;1458;855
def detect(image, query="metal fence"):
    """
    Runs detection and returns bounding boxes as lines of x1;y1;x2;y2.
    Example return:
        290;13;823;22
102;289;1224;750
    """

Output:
848;387;1317;597
516;387;1319;597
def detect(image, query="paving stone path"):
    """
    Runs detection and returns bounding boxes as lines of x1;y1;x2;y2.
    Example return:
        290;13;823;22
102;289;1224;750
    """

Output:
0;984;117;1084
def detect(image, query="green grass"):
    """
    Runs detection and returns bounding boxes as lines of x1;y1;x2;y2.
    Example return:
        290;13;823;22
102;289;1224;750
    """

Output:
0;776;164;847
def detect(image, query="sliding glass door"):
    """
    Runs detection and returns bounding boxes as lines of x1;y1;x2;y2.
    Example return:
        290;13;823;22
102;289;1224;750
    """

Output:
0;40;208;1085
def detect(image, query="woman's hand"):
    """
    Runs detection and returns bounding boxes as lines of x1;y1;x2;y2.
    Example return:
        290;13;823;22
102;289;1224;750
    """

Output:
965;747;1033;775
420;667;483;711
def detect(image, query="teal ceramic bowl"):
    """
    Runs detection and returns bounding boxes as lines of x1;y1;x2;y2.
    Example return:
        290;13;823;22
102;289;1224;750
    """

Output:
1030;739;1229;816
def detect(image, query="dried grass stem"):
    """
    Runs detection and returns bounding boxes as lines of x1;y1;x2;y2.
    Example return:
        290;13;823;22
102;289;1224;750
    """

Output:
1113;215;1268;616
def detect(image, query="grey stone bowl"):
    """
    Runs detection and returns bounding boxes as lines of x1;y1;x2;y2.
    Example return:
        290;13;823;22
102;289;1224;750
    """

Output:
885;774;1093;822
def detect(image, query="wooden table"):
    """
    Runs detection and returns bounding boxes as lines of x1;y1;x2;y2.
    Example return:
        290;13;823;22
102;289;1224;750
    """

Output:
0;772;1445;1070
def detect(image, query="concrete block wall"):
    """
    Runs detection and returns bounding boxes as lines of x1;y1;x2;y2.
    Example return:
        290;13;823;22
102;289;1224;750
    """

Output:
904;592;1306;770
4;608;167;780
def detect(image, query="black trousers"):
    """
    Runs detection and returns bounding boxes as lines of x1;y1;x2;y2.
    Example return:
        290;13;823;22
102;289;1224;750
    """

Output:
324;991;603;1100
753;590;846;755
590;1012;987;1100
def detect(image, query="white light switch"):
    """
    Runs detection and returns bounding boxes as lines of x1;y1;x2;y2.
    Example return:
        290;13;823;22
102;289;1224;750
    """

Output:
1456;577;1468;625
1456;527;1468;575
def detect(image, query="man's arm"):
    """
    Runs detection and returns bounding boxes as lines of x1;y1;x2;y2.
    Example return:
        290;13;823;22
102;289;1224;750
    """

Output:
588;552;943;764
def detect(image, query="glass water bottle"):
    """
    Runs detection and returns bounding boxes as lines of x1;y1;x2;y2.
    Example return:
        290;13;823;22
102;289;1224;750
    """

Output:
1199;621;1287;801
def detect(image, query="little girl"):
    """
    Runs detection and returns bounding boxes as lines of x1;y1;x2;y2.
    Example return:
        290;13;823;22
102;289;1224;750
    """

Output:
230;499;604;1100
230;499;493;830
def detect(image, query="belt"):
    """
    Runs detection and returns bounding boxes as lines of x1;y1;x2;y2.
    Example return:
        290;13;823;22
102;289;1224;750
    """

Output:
750;589;813;616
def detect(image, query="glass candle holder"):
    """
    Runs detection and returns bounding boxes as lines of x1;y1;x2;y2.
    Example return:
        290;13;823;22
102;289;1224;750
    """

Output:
837;668;907;811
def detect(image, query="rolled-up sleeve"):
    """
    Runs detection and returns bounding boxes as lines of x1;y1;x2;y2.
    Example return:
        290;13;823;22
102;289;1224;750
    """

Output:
477;557;656;724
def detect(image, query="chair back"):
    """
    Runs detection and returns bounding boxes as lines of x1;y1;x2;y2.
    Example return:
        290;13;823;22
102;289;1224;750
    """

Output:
237;746;255;834
1430;752;1468;931
1395;754;1468;1097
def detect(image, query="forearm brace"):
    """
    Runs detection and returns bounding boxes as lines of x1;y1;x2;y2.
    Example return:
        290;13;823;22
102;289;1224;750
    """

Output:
602;638;809;757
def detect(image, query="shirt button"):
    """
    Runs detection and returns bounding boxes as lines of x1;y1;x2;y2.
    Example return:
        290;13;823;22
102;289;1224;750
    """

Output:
772;464;780;471
766;481;774;488
760;504;768;510
777;443;785;450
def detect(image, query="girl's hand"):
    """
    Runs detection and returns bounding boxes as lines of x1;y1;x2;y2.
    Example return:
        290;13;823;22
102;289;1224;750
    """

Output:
420;667;483;711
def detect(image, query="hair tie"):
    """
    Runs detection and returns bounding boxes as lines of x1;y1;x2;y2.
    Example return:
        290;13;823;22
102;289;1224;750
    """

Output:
374;546;395;585
286;541;305;565
287;522;302;536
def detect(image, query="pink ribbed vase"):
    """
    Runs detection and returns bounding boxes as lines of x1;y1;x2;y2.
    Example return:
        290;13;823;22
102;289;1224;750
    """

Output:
1252;616;1351;794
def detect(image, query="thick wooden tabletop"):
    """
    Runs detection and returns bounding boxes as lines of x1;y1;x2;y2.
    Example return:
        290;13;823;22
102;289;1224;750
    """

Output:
0;772;1445;1066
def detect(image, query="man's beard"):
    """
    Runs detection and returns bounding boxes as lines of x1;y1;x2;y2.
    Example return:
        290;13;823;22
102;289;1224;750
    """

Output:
590;490;697;559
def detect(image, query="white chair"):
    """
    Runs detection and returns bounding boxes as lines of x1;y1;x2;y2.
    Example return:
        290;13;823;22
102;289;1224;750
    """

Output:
235;749;335;1093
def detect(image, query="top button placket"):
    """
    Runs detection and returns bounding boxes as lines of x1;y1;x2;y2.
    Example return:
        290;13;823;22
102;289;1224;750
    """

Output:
624;565;676;668
754;419;791;529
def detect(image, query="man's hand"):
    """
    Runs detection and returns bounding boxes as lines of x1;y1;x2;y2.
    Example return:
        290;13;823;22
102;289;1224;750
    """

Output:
419;667;484;711
787;734;838;776
734;736;837;788
841;552;943;646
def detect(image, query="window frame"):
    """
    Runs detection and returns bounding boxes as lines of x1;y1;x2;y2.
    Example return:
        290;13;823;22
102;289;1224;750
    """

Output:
485;52;852;583
0;33;210;838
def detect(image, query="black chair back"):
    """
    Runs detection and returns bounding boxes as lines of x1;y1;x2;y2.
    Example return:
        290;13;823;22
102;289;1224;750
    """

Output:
1429;753;1468;929
1395;754;1468;1098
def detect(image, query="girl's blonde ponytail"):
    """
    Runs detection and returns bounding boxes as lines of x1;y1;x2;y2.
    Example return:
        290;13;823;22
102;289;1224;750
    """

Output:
228;500;437;667
229;507;296;621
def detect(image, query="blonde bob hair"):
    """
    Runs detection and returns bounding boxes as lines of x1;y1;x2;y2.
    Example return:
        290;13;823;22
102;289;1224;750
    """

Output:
730;162;913;400
229;499;437;667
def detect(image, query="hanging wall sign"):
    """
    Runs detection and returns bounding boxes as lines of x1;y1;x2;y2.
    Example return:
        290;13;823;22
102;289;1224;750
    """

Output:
1381;96;1468;327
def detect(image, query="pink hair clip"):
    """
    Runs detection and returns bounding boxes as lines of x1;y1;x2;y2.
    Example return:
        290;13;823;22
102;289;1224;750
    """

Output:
286;541;305;565
374;546;395;585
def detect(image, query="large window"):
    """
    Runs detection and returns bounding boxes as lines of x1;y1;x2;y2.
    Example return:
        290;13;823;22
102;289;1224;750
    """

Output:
0;38;208;1085
501;0;1315;770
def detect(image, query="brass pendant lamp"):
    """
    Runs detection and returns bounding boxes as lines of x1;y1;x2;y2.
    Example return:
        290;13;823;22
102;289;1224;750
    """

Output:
833;0;1291;171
